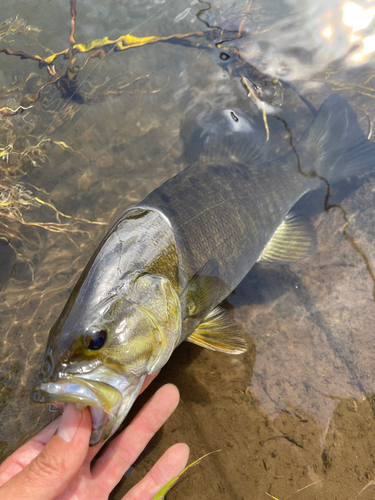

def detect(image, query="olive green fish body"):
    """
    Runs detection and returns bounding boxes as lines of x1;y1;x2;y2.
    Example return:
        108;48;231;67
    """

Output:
140;150;306;338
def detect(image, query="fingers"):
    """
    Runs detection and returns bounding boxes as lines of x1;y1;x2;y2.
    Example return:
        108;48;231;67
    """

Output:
83;372;162;465
139;372;159;394
91;384;180;493
0;404;91;500
0;416;62;486
123;443;190;500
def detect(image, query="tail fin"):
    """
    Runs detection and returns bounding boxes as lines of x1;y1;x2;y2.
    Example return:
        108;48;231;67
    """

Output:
301;94;375;184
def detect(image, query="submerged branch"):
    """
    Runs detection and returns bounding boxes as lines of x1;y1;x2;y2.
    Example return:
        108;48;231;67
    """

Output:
69;0;77;46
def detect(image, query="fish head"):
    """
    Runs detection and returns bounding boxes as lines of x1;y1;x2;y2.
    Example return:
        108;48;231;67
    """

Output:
31;271;181;445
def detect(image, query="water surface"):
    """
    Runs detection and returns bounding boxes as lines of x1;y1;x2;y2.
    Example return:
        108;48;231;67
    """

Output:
1;0;375;498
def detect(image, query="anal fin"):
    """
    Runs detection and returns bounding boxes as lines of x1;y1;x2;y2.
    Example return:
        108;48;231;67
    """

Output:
257;213;317;265
186;306;247;354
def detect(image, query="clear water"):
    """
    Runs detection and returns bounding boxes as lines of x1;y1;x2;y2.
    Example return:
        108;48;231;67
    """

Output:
1;0;375;498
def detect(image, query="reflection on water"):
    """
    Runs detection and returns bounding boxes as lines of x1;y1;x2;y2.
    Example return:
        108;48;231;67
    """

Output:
1;0;375;498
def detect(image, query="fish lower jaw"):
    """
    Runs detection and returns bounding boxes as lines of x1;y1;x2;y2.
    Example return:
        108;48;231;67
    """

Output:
74;403;87;410
51;402;94;412
48;402;115;445
31;379;121;444
31;373;147;445
89;406;116;445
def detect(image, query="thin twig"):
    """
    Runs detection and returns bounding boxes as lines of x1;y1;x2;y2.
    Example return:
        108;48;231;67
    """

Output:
69;0;77;46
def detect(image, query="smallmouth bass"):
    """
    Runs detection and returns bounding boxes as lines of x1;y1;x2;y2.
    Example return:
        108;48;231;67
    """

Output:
31;95;375;444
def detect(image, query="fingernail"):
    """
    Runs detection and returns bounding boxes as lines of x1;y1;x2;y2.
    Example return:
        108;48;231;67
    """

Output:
57;403;82;442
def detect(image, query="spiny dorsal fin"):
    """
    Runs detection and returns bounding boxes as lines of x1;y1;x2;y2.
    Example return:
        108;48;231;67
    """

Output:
257;213;317;265
200;132;266;166
186;306;247;354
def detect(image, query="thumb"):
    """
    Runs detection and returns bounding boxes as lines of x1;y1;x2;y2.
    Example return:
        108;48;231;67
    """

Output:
0;404;92;500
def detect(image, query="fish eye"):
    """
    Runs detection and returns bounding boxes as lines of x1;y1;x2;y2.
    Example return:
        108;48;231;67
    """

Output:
220;52;230;61
86;328;107;350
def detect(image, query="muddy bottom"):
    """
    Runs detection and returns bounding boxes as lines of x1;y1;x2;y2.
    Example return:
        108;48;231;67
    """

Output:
108;340;375;500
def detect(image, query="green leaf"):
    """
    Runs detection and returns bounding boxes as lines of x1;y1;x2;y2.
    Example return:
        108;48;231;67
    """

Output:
151;450;221;500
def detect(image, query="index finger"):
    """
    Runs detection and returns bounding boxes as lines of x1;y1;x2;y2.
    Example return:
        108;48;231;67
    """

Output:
91;384;180;494
0;405;91;500
84;371;160;464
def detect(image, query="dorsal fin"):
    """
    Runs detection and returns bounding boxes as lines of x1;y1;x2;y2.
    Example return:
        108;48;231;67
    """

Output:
200;132;266;166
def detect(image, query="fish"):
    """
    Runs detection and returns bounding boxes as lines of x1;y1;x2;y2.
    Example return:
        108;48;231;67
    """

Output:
31;94;375;445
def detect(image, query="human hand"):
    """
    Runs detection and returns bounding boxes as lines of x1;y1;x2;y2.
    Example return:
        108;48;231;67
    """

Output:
0;381;189;500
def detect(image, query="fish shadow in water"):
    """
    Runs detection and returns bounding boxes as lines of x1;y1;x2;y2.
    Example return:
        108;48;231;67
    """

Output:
229;174;373;308
229;264;302;307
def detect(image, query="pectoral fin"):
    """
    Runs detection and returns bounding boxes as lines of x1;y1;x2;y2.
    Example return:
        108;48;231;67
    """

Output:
181;259;228;317
186;306;247;354
257;213;317;265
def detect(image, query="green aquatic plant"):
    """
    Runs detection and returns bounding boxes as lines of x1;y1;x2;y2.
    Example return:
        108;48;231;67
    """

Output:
0;179;105;234
0;16;41;41
0;182;39;220
0;0;277;110
151;450;220;500
0;0;204;109
0;132;103;227
0;0;254;249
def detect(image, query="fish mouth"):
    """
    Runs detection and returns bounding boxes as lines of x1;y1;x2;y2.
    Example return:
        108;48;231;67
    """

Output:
31;368;146;445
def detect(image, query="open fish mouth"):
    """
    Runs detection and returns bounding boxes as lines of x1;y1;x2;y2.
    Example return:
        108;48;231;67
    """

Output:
31;369;146;445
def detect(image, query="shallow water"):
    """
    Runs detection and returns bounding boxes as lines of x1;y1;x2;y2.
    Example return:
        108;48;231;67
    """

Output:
1;0;375;498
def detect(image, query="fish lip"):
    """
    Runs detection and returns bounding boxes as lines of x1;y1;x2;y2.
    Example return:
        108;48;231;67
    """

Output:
31;372;123;411
31;368;145;445
31;379;106;410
